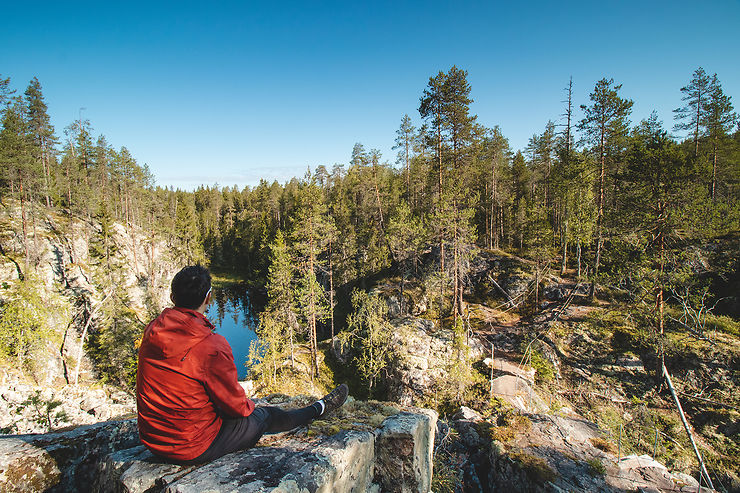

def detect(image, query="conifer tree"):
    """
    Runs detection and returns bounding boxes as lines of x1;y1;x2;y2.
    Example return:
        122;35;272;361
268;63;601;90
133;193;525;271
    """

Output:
673;67;711;158
264;229;298;368
393;114;416;199
579;78;633;297
704;74;737;200
24;78;55;208
0;98;35;266
345;290;393;396
291;177;331;379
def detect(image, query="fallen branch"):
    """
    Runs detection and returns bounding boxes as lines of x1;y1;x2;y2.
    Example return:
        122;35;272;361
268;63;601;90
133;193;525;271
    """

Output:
663;364;714;490
676;390;739;411
557;389;629;404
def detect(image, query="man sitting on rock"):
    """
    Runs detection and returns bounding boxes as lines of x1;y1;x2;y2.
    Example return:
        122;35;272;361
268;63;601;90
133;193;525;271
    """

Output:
136;265;348;464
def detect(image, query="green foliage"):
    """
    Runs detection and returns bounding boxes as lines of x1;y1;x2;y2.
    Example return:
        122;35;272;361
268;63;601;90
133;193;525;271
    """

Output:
344;290;394;396
509;451;558;483
0;278;54;367
586;457;606;476
529;349;555;384
431;450;463;493
86;299;143;389
13;390;68;432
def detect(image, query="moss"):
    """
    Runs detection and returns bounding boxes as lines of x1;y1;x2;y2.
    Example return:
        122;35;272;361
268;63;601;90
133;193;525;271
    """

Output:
706;313;740;337
484;412;532;444
529;349;555;383
307;399;401;436
589;437;617;454
431;451;462;493
586;457;606;476
509;451;557;483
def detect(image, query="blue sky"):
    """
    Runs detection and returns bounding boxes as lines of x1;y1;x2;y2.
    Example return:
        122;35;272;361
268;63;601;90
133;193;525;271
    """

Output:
1;1;738;190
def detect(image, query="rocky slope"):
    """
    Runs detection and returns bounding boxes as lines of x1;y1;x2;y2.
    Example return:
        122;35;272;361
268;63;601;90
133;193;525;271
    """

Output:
369;247;737;492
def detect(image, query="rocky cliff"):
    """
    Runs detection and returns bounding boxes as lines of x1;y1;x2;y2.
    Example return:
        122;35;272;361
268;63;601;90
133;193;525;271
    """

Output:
0;201;180;433
0;398;437;493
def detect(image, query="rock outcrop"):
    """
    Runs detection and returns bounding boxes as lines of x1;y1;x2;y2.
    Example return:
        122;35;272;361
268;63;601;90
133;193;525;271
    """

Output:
441;404;709;492
385;316;485;406
0;401;438;493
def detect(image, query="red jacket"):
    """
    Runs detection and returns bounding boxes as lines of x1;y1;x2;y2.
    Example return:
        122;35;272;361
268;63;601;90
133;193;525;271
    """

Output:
136;307;255;461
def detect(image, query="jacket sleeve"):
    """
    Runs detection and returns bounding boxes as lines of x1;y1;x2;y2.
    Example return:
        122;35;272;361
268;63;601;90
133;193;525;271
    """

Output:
202;338;255;418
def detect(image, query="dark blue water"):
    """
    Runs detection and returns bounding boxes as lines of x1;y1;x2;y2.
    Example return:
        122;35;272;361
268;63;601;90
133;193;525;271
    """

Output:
205;287;259;379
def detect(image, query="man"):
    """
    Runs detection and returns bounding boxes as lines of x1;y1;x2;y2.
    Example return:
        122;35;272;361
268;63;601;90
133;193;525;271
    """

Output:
136;265;348;464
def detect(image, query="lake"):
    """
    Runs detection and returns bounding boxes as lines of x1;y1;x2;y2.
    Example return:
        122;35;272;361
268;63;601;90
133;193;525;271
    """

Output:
205;286;260;379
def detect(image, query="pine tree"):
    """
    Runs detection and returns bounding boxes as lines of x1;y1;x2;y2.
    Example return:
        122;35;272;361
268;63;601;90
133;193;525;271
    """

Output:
291;177;331;379
704;74;737;200
0;98;35;266
264;229;298;368
393;114;416;199
673;67;711;158
345;290;393;396
579;78;633;297
388;201;426;315
625;113;689;363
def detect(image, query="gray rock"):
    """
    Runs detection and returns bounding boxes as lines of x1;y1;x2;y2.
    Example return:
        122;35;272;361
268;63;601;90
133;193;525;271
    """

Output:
0;419;140;492
373;409;437;493
0;401;438;493
0;438;61;492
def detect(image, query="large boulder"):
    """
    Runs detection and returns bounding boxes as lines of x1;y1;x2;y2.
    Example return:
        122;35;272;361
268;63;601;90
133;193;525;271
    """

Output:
0;402;438;493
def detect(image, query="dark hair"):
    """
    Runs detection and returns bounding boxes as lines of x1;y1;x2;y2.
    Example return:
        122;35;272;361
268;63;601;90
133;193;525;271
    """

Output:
171;265;212;310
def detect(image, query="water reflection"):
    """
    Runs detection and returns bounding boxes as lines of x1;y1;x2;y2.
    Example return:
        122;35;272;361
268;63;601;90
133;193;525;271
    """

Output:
205;286;261;379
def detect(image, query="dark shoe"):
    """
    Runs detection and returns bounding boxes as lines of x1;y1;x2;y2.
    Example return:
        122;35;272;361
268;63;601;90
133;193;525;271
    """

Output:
320;384;348;416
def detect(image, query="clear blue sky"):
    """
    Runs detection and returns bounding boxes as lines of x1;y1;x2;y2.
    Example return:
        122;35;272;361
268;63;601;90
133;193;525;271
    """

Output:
2;1;738;190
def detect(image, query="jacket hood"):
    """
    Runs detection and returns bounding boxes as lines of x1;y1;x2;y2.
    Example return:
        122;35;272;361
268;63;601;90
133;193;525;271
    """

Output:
143;307;215;359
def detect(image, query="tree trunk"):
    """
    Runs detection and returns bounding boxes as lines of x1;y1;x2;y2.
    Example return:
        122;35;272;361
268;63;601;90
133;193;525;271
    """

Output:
711;138;717;201
560;217;568;276
19;178;29;267
329;239;335;349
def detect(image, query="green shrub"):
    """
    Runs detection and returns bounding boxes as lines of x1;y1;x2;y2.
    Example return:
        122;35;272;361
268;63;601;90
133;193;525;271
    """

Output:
0;278;55;367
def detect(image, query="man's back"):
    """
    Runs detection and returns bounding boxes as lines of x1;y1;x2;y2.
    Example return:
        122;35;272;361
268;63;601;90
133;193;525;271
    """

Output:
136;307;254;461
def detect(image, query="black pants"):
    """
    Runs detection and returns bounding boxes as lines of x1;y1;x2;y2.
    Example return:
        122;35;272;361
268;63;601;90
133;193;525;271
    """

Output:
180;405;319;465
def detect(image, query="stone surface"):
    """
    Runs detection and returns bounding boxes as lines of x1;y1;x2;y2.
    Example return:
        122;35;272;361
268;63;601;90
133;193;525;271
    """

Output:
0;419;140;492
0;403;437;493
490;375;550;413
373;409;437;493
386;316;484;406
0;438;61;492
441;407;715;493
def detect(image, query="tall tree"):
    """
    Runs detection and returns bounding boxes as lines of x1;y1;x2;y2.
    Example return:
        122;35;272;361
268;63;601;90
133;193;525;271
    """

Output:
419;71;446;200
24;77;55;208
291;177;331;379
625;113;689;364
673;67;711;158
704;73;737;200
0;98;34;266
579;78;633;297
393;114;416;199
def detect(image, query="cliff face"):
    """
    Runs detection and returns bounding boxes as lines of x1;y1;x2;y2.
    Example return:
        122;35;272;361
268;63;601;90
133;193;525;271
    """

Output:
0;201;180;433
0;399;437;493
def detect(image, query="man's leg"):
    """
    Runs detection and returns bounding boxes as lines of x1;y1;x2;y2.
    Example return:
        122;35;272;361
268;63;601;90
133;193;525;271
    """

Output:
182;404;319;464
181;384;348;464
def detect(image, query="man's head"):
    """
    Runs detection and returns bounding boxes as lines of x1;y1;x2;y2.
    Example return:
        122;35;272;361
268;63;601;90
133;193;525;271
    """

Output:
171;265;212;311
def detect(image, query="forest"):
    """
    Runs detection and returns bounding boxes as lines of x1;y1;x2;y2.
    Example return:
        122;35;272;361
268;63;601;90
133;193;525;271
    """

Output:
1;67;738;364
0;66;739;489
